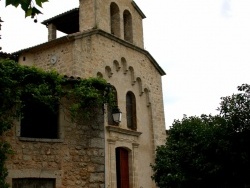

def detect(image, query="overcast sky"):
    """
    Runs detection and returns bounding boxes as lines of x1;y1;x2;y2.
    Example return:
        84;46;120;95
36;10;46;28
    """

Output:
1;0;250;129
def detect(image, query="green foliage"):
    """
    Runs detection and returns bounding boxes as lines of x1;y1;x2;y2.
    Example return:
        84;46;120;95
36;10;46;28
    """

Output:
66;78;114;122
0;59;114;121
152;115;229;188
5;0;48;17
0;59;114;186
0;142;12;188
152;84;250;188
219;84;250;132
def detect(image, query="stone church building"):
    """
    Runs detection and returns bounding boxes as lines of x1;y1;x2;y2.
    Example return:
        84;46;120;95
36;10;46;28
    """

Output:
4;0;166;187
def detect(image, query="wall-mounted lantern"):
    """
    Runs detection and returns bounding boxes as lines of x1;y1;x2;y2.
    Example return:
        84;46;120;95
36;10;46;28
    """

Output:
112;106;122;123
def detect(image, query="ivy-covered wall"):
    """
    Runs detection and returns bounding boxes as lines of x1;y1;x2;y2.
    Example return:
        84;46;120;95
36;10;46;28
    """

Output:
0;59;113;187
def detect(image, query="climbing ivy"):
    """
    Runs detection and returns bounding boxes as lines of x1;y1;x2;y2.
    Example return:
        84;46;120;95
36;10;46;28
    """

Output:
0;59;114;187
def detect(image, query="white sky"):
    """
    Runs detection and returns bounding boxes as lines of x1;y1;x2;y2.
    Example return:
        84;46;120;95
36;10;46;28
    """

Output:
1;0;250;129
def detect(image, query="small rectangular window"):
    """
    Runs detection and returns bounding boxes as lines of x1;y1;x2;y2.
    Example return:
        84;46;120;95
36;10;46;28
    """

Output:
20;98;59;139
12;178;56;188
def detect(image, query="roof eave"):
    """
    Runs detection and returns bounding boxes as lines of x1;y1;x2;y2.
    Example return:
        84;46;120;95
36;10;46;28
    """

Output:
132;1;146;19
12;35;76;55
12;29;166;76
41;8;79;25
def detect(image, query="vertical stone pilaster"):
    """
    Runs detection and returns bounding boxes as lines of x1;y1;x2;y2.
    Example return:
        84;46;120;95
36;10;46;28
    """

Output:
79;0;96;31
148;104;157;158
132;143;139;188
72;38;84;77
48;23;56;41
107;139;116;188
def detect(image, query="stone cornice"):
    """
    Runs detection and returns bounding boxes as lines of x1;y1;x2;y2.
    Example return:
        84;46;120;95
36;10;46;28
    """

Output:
131;1;146;19
106;125;142;137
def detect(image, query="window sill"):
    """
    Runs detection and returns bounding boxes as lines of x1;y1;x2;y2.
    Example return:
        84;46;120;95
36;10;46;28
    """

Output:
18;137;64;143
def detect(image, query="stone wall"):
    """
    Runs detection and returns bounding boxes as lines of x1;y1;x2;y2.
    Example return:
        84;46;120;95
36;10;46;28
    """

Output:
23;31;166;147
75;32;166;147
8;26;166;187
5;103;105;188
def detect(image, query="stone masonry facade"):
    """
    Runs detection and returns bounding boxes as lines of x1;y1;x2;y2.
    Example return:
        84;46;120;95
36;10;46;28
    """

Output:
4;0;166;187
5;109;106;188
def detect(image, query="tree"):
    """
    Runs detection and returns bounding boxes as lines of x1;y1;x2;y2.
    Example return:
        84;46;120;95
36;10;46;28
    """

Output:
219;84;250;132
5;0;48;18
152;84;250;188
0;0;48;50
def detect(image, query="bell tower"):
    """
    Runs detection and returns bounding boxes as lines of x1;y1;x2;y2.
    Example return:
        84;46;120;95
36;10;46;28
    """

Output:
79;0;146;48
79;0;96;31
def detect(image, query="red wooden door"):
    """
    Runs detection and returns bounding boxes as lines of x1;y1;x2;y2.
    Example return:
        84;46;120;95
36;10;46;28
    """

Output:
116;148;130;188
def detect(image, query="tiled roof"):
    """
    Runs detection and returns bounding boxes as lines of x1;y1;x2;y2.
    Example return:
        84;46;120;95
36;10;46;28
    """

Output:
42;8;79;34
42;8;79;25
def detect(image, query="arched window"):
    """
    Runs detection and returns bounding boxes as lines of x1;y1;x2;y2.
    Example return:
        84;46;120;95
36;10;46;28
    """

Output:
116;147;130;188
110;2;120;37
126;91;137;130
123;10;133;43
108;86;118;125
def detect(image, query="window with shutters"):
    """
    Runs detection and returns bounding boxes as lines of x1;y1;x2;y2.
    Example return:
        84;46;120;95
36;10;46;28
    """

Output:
116;147;129;188
126;91;137;130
